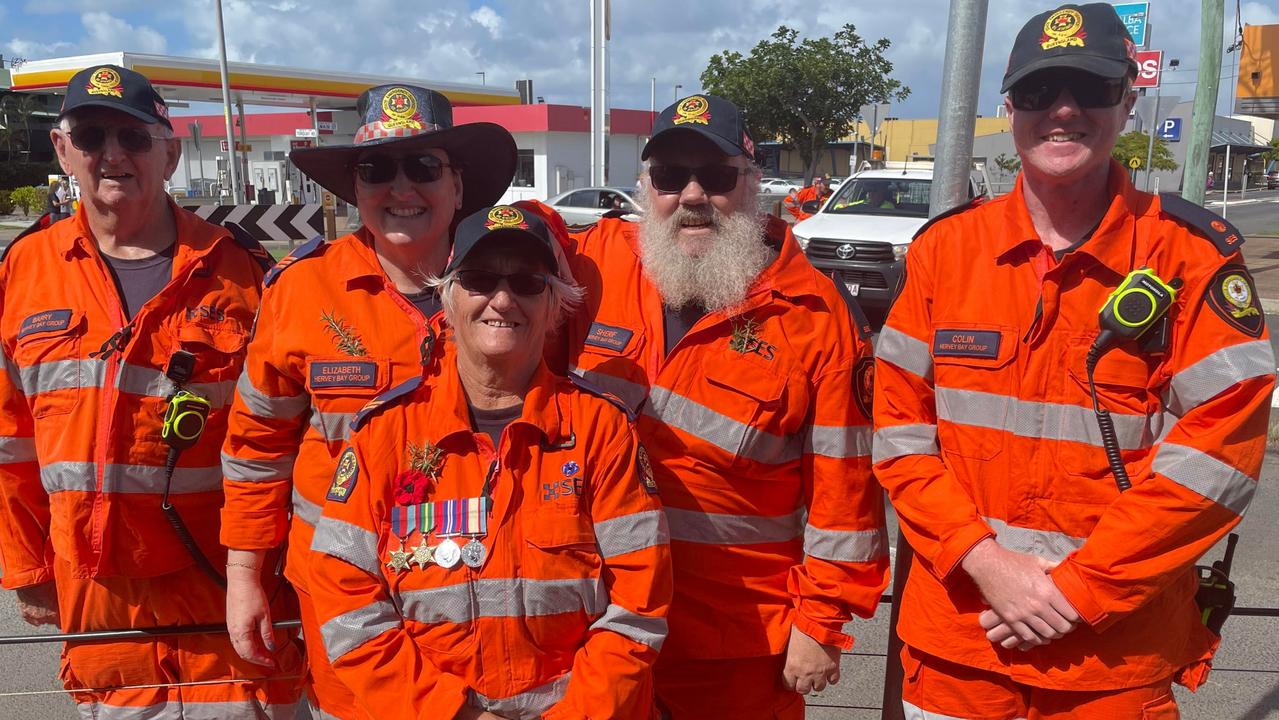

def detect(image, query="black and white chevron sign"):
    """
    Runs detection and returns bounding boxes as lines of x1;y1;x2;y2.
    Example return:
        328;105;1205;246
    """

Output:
181;204;323;243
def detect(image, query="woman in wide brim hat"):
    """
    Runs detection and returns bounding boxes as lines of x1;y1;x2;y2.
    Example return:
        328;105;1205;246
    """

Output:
221;84;517;720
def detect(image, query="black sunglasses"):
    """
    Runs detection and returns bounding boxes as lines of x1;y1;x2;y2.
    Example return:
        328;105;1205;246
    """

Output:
67;125;169;154
456;270;550;296
1009;71;1128;112
353;154;452;185
649;164;752;194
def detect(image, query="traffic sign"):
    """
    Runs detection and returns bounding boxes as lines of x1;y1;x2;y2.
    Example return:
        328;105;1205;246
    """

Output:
1158;118;1182;142
1114;2;1150;47
295;128;318;138
1133;50;1162;89
1128;157;1142;169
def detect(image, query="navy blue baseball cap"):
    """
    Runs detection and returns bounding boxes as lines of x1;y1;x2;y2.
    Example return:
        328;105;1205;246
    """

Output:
643;94;755;161
447;205;559;276
58;64;172;129
1001;3;1140;93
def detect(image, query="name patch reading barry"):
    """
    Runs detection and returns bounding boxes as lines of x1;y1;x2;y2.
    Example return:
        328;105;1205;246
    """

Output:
18;310;74;339
933;329;1000;359
310;361;378;389
585;322;634;352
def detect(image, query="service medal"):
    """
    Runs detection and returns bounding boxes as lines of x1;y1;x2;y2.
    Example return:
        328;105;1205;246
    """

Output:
410;540;434;569
434;537;462;569
386;544;412;574
461;539;487;569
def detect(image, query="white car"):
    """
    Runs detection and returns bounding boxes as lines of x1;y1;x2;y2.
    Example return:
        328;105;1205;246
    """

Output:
546;187;642;226
759;178;802;195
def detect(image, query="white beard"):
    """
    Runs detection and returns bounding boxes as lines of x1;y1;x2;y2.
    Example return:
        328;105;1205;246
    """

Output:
638;202;772;312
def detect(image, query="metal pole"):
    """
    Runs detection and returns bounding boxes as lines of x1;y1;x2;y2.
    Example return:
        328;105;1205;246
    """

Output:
1182;0;1225;205
1144;82;1161;191
589;0;601;187
214;0;239;203
1222;143;1231;217
928;0;988;217
650;77;656;133
237;99;250;203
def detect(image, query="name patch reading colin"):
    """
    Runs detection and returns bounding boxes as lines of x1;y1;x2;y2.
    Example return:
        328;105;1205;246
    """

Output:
310;361;378;389
933;329;1000;359
18;310;74;339
585;322;634;352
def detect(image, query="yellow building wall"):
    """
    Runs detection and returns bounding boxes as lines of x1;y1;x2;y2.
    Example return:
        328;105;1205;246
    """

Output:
1237;24;1278;117
838;117;1009;162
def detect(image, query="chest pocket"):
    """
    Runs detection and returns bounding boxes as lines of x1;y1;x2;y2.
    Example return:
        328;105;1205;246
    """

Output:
14;310;88;419
176;319;248;383
932;325;1017;461
698;352;798;467
521;504;602;655
1062;338;1158;483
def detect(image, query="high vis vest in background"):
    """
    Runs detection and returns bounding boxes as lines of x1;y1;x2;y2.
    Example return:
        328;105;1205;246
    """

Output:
874;162;1274;690
565;216;888;659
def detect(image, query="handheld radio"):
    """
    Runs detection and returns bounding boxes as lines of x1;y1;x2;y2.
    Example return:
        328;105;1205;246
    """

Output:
1087;268;1180;492
162;390;211;451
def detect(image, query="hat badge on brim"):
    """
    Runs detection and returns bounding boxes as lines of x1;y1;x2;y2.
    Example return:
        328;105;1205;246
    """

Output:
485;205;529;230
673;96;711;126
1040;8;1087;50
87;67;124;98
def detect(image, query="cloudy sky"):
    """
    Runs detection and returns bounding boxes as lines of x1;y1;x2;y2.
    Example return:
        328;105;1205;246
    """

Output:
3;0;1277;120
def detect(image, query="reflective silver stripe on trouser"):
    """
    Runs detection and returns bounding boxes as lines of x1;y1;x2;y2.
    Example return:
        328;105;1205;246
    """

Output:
40;461;223;494
1152;443;1257;515
872;423;939;464
936;387;1165;450
312;517;383;577
398;577;608;625
876;325;934;381
235;370;308;419
308;703;346;720
589;603;667;650
222;452;297;482
804;423;872;459
320;598;402;665
1164;339;1276;416
983;516;1086;564
803;525;888;562
664;506;805;545
292;486;322;528
568;366;648;413
469;673;571;720
901;699;968;720
117;362;236;409
593;509;669;558
644;386;799;464
309;407;353;442
76;699;298;720
0;435;36;463
18;358;106;396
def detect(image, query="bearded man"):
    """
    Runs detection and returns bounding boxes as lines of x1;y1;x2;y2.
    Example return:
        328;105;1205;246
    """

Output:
562;94;889;719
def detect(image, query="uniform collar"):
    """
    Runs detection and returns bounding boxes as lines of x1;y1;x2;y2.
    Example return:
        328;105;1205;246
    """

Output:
431;342;570;446
337;228;398;290
996;160;1157;278
57;197;230;267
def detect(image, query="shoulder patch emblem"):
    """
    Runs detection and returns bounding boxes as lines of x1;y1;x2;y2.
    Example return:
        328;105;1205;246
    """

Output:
327;448;359;502
1206;264;1263;337
853;357;875;419
636;445;659;495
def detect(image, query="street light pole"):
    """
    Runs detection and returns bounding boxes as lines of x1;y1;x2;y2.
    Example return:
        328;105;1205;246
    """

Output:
476;71;486;86
215;0;239;203
674;84;682;102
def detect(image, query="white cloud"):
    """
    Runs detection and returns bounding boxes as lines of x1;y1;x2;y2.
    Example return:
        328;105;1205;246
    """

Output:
471;6;502;37
80;11;168;54
3;38;76;60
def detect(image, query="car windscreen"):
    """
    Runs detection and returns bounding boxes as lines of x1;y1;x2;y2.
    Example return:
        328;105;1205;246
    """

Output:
826;178;932;218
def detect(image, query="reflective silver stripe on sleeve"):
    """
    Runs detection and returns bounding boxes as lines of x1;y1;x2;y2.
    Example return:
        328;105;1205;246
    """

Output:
1153;443;1257;515
399;577;607;625
644;386;799;465
18;358;105;396
803;524;888;562
40;462;223;494
902;699;968;720
804;424;872;459
309;408;354;442
222;452;296;482
87;700;298;720
872;423;939;464
235;370;308;419
877;326;933;381
983;517;1086;564
936;387;1163;451
312;516;383;577
588;603;667;650
292;486;322;528
664;506;805;545
569;366;648;412
469;673;571;719
1164;340;1275;417
320;599;401;664
0;436;36;464
118;363;236;409
594;509;669;559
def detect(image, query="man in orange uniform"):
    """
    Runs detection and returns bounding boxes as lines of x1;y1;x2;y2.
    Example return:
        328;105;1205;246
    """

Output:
220;84;516;718
565;94;889;718
783;174;831;221
0;65;303;717
874;5;1275;718
308;207;671;719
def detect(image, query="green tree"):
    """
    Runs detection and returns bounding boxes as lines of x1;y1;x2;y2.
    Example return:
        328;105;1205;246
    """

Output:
1263;137;1279;163
9;185;46;216
1111;130;1177;171
700;25;909;184
993;153;1021;179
